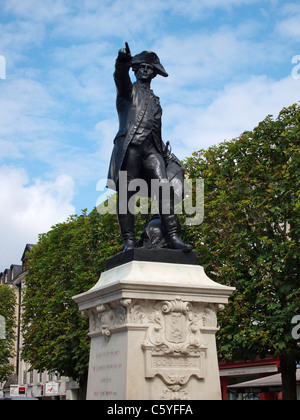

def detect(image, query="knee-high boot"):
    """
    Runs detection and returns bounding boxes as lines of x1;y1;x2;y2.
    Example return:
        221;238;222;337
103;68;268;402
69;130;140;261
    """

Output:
160;213;192;251
117;189;136;251
117;212;136;251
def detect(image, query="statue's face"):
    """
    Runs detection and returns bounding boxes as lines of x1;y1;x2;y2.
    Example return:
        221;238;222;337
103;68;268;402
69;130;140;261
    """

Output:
135;63;155;83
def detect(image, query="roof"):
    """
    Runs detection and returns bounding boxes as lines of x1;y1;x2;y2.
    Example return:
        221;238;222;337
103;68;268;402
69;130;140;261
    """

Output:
228;369;300;391
21;244;34;262
10;264;23;278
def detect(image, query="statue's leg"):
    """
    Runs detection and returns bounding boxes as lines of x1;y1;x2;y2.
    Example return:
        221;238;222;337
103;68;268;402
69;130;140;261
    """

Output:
117;145;141;251
117;209;136;251
143;151;192;251
160;213;192;251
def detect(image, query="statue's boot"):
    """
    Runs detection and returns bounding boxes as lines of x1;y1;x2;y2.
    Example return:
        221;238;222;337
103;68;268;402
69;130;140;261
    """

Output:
161;214;192;251
118;213;136;251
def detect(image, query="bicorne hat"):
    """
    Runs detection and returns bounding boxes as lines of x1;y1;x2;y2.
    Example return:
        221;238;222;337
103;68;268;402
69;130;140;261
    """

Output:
131;51;168;77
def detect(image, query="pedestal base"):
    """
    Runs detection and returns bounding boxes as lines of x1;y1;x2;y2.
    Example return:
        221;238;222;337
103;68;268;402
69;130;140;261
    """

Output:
73;255;234;400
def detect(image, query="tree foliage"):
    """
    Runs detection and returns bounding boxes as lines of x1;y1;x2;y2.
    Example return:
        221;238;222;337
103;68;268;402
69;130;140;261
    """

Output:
0;284;16;383
182;104;300;397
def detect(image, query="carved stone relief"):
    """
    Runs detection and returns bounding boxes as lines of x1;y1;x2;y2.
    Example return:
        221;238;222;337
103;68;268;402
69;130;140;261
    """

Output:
141;298;211;398
84;297;219;399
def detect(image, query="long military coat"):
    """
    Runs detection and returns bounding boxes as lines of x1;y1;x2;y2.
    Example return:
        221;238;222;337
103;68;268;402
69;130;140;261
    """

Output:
107;59;164;190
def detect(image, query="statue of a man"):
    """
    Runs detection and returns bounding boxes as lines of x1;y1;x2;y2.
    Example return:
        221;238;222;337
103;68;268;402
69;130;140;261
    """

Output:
107;43;192;252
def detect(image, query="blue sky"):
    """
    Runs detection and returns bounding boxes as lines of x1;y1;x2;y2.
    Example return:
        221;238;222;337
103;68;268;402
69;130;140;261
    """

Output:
0;0;299;269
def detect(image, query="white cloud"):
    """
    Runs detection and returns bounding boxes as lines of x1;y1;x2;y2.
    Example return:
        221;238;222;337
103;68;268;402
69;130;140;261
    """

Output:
153;25;286;95
0;139;23;160
163;75;300;157
169;0;274;19
275;2;300;39
2;0;68;22
0;74;102;184
0;166;75;270
94;119;118;161
0;19;45;54
52;1;169;42
0;78;60;139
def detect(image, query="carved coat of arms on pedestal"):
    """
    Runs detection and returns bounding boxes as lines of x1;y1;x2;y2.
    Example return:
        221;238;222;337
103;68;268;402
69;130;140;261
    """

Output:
141;299;209;399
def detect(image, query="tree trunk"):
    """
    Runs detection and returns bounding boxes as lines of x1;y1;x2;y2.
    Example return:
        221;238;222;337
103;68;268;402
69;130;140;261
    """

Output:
78;373;88;400
280;356;297;400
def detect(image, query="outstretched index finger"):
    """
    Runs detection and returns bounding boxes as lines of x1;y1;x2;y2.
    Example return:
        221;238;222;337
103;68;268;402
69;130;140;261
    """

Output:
125;42;131;56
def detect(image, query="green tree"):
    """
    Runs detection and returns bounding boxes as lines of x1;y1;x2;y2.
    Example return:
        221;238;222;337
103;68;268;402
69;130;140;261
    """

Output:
0;284;16;383
183;103;300;399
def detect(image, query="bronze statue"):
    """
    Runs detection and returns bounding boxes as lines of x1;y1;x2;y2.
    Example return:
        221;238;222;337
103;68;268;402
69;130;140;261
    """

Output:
107;43;192;252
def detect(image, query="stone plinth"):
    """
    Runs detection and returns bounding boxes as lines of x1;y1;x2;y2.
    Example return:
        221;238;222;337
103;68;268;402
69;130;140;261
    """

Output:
73;251;235;400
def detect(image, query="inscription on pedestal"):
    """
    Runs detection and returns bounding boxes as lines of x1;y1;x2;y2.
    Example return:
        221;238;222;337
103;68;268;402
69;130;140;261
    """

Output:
88;337;126;400
146;351;206;388
152;355;199;369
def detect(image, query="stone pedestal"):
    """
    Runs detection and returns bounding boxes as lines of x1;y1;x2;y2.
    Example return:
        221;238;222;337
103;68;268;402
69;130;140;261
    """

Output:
73;250;235;400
